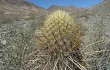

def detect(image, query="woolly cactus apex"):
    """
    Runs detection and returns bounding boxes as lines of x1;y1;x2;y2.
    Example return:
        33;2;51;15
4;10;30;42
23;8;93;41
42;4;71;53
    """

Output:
36;10;81;54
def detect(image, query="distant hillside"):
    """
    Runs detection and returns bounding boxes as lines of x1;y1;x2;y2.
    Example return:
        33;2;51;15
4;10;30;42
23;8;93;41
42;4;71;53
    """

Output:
87;0;110;15
47;5;83;13
47;5;65;11
0;0;47;19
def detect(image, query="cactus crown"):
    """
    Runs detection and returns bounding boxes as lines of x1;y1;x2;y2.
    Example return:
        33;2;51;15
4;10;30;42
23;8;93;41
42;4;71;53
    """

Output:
36;10;81;54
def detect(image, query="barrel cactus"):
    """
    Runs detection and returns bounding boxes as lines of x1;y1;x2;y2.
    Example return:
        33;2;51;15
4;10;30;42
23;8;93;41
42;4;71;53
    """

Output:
37;10;81;53
35;10;86;70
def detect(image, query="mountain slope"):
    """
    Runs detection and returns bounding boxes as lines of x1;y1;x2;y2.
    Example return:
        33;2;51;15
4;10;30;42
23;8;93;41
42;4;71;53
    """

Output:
87;0;110;15
0;0;47;19
47;5;83;13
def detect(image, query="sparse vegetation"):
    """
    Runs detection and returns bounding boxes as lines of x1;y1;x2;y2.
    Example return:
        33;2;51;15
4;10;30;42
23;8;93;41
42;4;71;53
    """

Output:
0;0;110;70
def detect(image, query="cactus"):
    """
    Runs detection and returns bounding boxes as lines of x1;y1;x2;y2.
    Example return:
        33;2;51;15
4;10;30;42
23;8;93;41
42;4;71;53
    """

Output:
37;10;81;53
35;10;86;70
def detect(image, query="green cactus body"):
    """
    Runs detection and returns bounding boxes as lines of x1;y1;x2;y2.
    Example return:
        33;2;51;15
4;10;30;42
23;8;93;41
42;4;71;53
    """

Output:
36;10;81;54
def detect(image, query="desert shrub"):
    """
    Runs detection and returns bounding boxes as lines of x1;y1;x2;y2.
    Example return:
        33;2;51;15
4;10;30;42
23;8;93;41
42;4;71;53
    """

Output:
80;14;110;70
0;20;37;70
